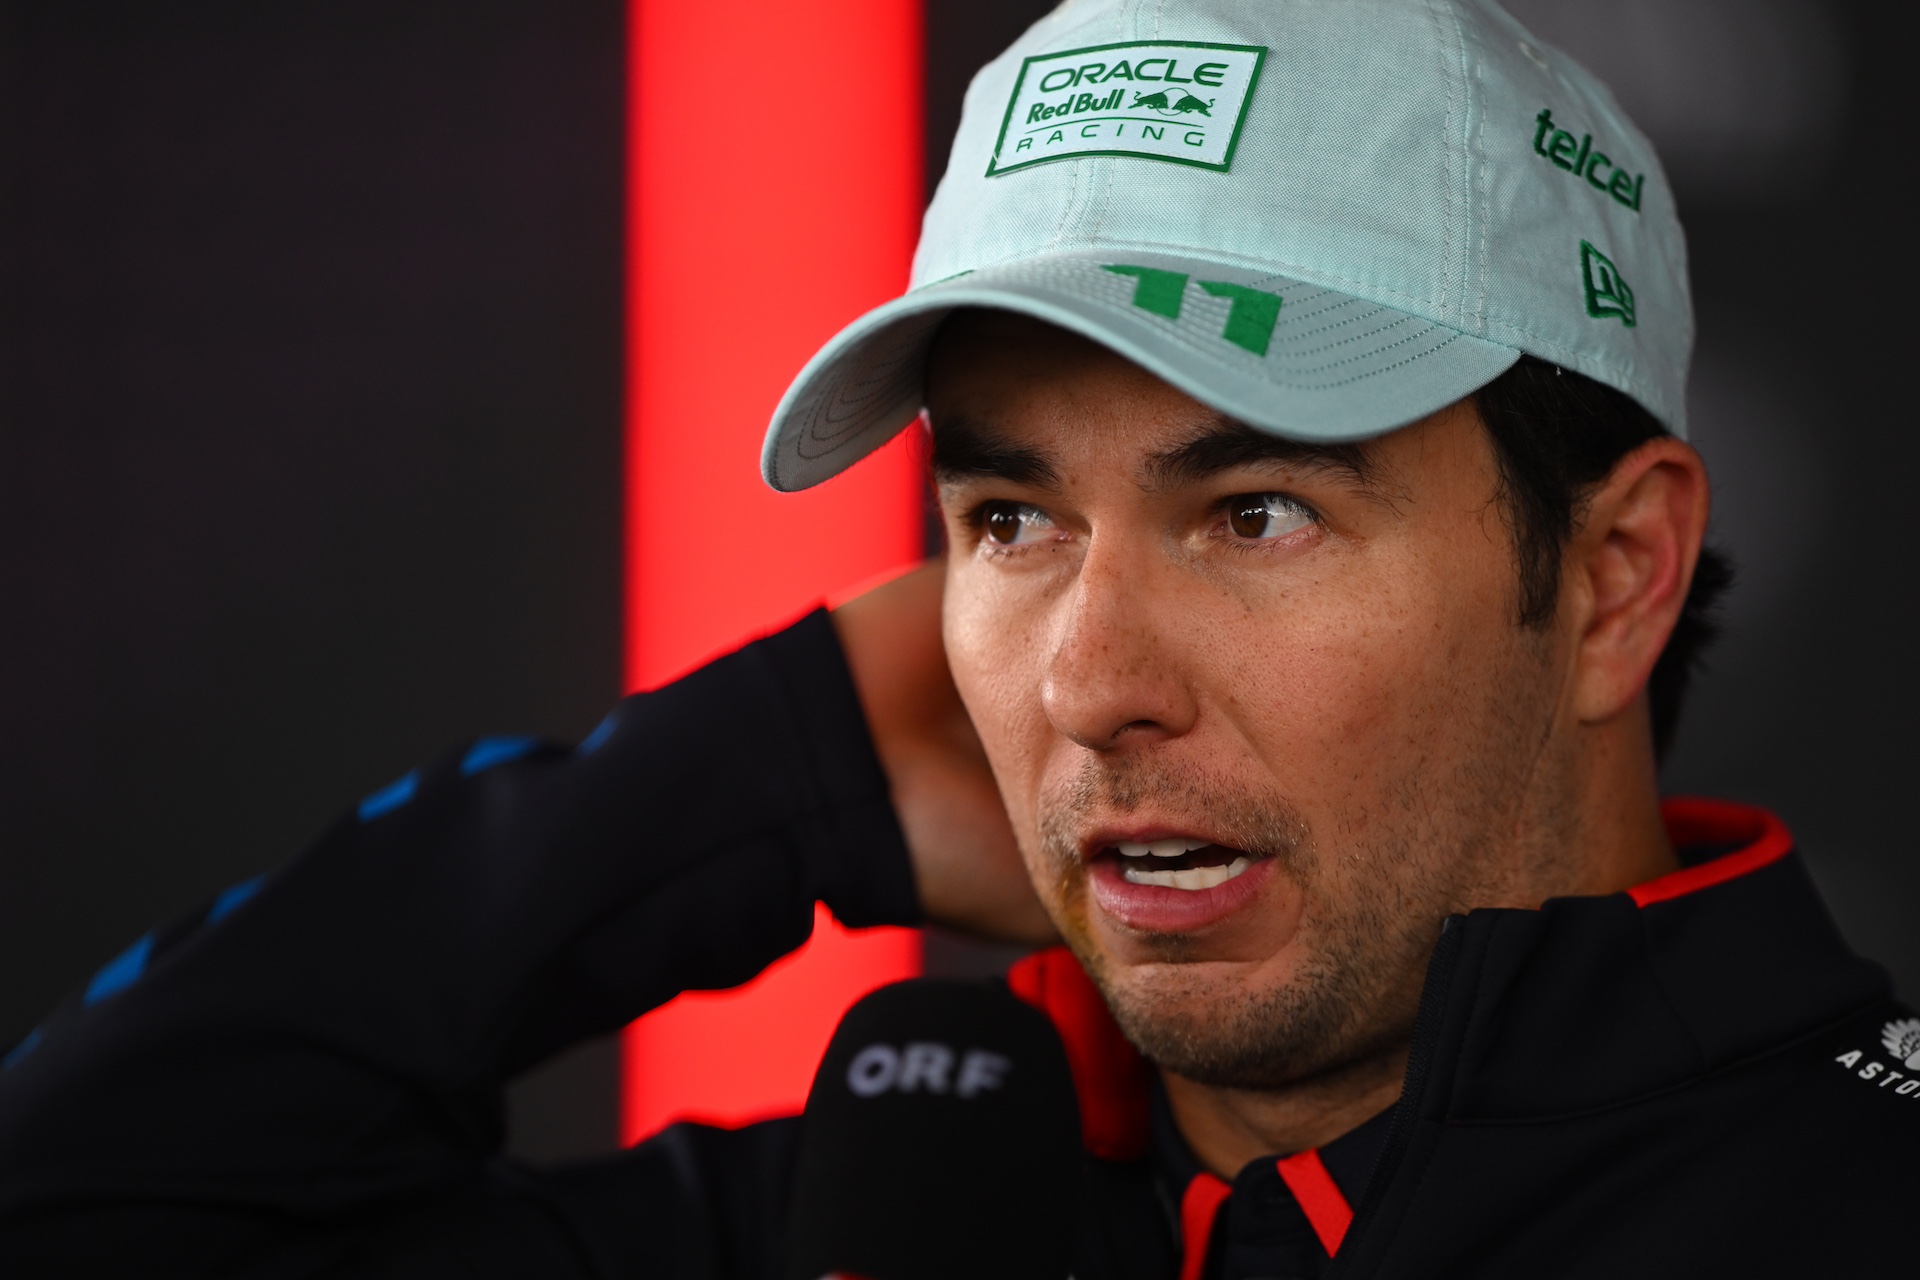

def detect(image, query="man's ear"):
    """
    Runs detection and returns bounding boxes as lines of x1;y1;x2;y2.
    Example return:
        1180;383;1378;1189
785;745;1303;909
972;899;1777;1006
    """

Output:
1564;438;1711;726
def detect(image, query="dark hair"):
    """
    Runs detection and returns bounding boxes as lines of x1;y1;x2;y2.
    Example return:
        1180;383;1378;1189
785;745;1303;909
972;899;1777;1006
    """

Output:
1473;356;1732;759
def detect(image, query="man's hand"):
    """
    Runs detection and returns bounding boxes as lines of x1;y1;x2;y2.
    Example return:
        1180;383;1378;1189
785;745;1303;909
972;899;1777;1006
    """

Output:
833;562;1058;944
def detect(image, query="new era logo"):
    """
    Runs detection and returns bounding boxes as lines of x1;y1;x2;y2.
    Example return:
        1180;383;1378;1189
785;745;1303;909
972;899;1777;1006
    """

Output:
1581;240;1636;328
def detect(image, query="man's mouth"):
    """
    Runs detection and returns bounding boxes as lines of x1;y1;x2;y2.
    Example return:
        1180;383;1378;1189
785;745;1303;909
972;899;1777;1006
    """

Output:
1109;839;1256;891
1080;832;1276;934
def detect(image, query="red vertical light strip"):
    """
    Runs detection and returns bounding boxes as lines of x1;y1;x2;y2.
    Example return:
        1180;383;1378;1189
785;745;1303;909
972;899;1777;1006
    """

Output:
622;0;926;1143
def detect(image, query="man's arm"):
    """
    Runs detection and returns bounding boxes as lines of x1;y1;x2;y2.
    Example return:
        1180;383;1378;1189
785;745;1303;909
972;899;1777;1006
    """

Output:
833;562;1056;945
0;610;924;1277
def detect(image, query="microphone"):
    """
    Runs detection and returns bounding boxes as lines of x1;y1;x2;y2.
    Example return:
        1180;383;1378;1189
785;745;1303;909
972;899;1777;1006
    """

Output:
785;977;1084;1280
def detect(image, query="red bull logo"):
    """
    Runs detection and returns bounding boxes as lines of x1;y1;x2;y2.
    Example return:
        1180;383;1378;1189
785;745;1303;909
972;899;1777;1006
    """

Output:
1131;90;1213;117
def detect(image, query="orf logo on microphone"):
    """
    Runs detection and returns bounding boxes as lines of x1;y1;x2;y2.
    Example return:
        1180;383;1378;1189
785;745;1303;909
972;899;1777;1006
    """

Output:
788;981;1082;1280
845;1041;1012;1099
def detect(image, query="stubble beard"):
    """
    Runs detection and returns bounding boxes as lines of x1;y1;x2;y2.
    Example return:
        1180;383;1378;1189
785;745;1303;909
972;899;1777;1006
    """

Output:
1035;759;1450;1092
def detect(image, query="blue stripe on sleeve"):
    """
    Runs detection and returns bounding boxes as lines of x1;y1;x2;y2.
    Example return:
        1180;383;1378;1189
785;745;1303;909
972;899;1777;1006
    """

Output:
577;711;618;756
3;1027;43;1071
357;769;420;821
207;874;267;924
460;735;540;775
84;934;155;1006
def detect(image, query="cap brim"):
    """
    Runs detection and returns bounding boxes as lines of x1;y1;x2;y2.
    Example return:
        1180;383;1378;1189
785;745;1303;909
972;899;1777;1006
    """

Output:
762;250;1521;492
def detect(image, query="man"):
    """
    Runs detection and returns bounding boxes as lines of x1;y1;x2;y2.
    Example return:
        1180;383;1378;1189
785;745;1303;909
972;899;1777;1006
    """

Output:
1;0;1910;1276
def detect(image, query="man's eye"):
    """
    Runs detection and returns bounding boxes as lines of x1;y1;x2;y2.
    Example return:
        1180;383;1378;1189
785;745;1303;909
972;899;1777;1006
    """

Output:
981;501;1053;546
1226;493;1315;540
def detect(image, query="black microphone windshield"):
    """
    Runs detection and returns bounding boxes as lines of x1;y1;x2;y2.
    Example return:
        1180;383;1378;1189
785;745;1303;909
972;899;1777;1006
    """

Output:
785;977;1083;1280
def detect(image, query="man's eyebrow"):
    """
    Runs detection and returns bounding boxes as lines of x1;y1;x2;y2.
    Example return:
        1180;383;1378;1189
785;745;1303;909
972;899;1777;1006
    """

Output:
1143;417;1378;492
929;413;1061;490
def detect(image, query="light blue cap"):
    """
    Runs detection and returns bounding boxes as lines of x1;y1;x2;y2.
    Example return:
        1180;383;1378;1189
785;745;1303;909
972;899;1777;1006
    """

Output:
764;0;1690;492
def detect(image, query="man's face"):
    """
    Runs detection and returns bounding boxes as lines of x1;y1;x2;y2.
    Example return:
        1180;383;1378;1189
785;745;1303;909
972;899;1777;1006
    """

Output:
930;312;1579;1090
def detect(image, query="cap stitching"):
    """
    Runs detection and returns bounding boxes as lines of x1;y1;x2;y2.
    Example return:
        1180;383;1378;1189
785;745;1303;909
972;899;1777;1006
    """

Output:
1466;9;1493;332
1046;159;1084;250
1429;0;1457;320
796;400;906;461
1262;297;1404;344
1270;321;1457;379
1291;330;1474;389
1270;314;1425;362
827;360;914;407
1121;298;1421;366
1105;291;1442;380
1088;156;1119;245
1263;297;1371;332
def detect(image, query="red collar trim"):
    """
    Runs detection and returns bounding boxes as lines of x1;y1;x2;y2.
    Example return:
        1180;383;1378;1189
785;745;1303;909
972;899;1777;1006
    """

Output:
1631;798;1794;908
1175;1153;1352;1279
1177;1172;1230;1280
1006;946;1151;1161
1275;1149;1354;1255
1009;799;1796;1161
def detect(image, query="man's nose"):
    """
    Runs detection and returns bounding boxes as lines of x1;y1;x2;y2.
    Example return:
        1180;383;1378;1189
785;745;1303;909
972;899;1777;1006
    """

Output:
1039;539;1198;752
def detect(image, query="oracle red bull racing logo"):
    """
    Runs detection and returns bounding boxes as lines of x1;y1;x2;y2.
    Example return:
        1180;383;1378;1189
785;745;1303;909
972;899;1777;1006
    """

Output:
988;40;1266;176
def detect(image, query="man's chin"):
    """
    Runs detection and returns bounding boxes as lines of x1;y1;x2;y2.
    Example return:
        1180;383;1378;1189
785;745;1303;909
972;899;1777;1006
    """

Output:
1074;947;1361;1091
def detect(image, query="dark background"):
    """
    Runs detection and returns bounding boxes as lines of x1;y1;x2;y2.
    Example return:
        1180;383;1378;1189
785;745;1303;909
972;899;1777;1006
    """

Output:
1;0;1908;1162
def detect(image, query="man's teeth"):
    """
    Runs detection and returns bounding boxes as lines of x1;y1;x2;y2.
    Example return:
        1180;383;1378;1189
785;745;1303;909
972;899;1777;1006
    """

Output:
1121;857;1253;890
1114;838;1213;859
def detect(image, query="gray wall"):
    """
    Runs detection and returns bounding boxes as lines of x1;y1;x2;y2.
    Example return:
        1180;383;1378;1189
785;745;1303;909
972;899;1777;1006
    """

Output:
0;0;627;1154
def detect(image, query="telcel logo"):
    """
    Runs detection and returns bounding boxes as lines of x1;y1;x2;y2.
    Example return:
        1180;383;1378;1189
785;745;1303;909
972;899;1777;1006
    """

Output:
846;1041;1012;1099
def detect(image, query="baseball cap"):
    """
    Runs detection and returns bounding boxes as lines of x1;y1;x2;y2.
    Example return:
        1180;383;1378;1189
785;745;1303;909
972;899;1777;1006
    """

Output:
762;0;1690;492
